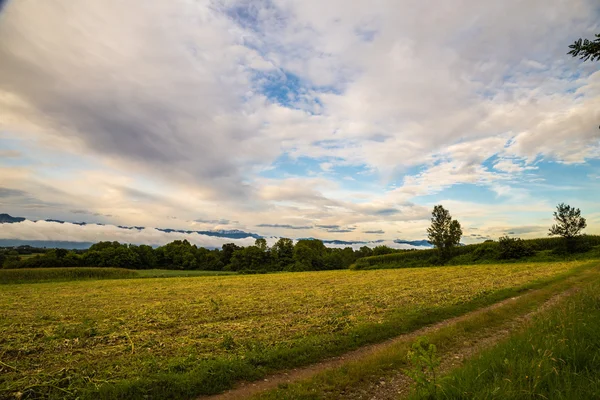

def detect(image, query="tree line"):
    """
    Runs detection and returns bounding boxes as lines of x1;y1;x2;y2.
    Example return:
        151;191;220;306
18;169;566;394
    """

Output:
0;202;590;271
426;202;588;261
0;238;406;272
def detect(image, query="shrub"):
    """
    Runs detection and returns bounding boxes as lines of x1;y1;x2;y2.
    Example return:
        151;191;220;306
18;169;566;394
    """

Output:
498;236;534;259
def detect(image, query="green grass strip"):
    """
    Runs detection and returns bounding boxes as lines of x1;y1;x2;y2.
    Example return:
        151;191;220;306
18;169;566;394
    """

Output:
0;267;137;284
421;268;600;399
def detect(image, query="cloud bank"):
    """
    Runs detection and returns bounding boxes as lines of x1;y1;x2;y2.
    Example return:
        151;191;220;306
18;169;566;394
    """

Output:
0;0;598;244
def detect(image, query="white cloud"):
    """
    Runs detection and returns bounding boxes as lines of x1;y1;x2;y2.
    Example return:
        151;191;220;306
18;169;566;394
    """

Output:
0;0;598;243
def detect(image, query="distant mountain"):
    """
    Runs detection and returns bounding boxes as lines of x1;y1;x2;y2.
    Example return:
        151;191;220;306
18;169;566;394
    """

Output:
0;213;26;223
0;212;432;247
157;228;261;239
0;239;94;250
394;239;433;247
45;219;88;226
118;225;145;230
316;238;432;247
297;238;388;246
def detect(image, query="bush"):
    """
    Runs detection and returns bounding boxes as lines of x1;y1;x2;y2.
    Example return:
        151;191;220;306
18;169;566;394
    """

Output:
497;236;534;260
471;243;499;261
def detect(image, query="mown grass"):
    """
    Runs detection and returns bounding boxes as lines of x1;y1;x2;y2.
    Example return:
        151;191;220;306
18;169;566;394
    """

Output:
422;265;600;399
0;267;137;284
253;262;600;400
0;261;589;399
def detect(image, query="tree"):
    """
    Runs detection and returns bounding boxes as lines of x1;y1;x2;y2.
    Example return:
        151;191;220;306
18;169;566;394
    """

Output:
569;33;600;62
220;243;240;267
229;245;267;271
271;238;294;270
132;244;157;269
196;247;224;271
55;248;68;259
156;240;197;269
255;238;268;252
372;245;395;256
549;203;586;239
426;205;462;261
355;246;373;258
292;239;326;271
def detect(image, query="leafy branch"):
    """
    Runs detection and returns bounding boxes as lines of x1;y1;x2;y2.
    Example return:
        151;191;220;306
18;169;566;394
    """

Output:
568;34;600;62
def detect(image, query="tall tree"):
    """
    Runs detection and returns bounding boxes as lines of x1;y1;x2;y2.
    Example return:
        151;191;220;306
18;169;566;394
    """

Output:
568;33;600;62
255;238;268;251
221;243;240;267
271;238;294;270
549;203;586;239
427;205;462;261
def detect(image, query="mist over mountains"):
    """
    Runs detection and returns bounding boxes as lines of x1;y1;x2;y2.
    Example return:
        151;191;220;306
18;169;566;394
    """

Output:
0;213;432;250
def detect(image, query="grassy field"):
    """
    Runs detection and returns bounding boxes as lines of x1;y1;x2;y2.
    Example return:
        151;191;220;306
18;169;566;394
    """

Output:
253;262;600;399
0;261;589;399
423;268;600;399
0;267;137;284
135;269;236;278
0;268;236;285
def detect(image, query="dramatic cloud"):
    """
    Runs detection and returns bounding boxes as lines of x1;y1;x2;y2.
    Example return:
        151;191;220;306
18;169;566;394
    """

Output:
0;0;598;245
256;224;312;230
0;187;27;198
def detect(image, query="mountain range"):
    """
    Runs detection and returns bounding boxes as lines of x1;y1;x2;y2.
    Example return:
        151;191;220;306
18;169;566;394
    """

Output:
0;213;433;249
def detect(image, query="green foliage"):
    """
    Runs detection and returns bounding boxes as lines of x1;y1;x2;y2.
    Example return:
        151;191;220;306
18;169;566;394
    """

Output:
156;240;198;269
0;267;137;284
372;245;396;256
498;236;534;259
431;275;600;399
427;205;462;261
195;247;223;271
220;243;240;267
255;238;268;251
568;33;600;62
229;245;268;271
291;239;325;271
405;337;441;398
549;203;587;239
1;236;363;273
352;235;600;270
356;245;374;258
271;238;294;270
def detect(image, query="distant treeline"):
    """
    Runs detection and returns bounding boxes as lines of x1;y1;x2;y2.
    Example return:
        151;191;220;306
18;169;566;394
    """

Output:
0;239;407;272
352;235;600;270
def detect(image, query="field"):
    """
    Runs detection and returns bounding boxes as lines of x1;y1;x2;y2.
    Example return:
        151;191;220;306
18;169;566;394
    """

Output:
415;268;600;399
0;268;137;284
135;269;236;278
0;268;236;285
0;261;588;399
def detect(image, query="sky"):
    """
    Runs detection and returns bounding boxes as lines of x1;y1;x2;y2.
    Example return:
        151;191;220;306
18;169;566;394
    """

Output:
0;0;599;248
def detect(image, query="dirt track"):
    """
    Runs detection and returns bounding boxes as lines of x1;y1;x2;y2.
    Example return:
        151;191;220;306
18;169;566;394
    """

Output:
200;286;577;400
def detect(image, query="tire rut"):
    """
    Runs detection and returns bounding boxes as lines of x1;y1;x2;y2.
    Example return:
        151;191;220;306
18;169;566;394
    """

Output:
199;287;577;400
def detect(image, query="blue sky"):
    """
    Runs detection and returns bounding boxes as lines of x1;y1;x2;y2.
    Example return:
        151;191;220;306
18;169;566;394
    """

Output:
0;0;599;247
